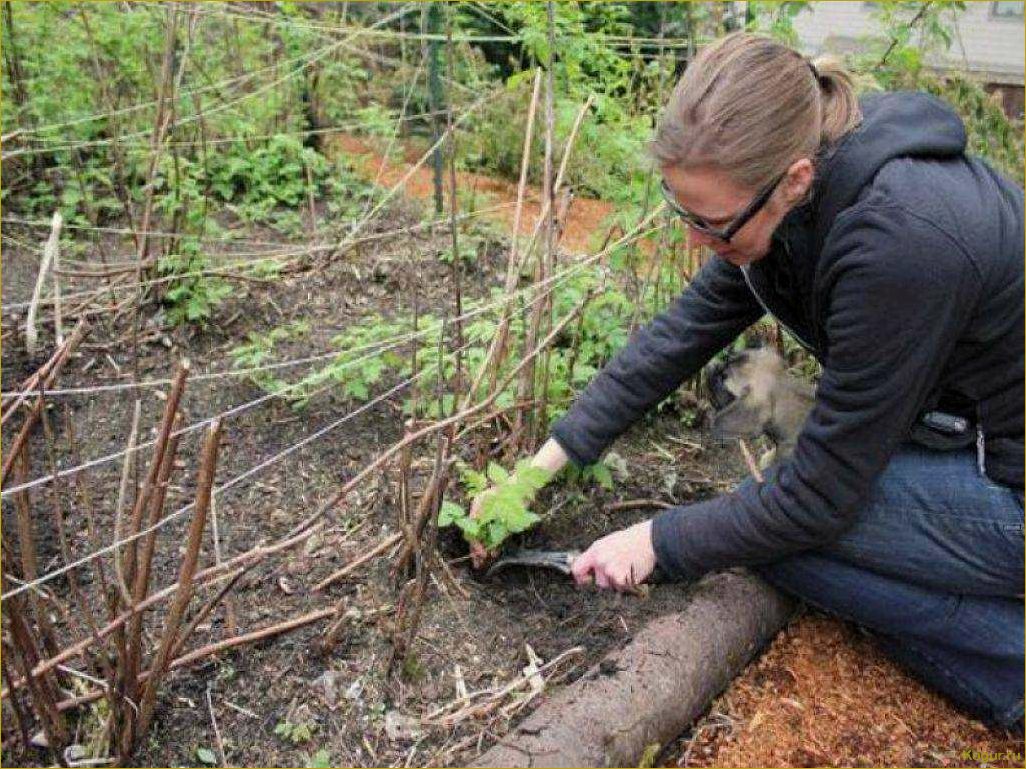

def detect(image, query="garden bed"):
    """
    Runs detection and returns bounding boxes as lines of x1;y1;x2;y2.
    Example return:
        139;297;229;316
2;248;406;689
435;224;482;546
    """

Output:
2;132;1019;768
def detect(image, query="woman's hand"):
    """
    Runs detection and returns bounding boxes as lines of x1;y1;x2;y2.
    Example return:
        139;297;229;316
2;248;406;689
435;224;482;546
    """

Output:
571;520;657;592
467;438;570;569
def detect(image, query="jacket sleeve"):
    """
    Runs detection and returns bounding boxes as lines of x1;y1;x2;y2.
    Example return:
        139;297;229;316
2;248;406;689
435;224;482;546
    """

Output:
549;256;764;467
651;204;982;579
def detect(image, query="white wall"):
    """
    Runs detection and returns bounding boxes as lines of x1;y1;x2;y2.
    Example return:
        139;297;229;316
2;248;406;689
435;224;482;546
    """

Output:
787;1;1024;84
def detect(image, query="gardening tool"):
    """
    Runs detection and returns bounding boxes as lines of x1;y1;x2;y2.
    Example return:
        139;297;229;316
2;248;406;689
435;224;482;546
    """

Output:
486;548;582;578
487;549;666;592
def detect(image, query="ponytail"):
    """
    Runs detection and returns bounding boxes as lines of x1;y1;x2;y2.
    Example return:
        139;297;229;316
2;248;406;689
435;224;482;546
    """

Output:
653;33;863;191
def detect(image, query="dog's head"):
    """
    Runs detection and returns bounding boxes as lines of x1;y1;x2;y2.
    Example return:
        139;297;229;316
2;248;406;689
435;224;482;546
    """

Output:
706;347;789;442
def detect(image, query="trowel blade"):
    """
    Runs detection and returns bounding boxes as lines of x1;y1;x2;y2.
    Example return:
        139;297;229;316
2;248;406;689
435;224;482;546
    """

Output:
486;549;582;578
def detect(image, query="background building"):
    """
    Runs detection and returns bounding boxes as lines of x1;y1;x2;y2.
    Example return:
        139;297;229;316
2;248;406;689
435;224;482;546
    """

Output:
786;1;1025;118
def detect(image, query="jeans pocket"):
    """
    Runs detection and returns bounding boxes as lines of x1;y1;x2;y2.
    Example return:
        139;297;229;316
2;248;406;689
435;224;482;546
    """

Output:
997;488;1025;534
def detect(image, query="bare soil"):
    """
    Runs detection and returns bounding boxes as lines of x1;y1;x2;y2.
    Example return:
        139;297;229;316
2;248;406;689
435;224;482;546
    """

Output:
1;180;742;768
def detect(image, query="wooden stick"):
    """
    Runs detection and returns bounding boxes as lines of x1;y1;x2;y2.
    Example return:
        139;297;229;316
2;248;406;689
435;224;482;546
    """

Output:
3;525;323;700
1;315;70;426
132;419;221;750
2;638;32;747
288;292;589;542
444;5;464;403
737;439;765;483
535;92;593;437
475;94;593;411
39;405;120;718
25;210;62;356
519;0;557;450
11;448;63;665
63;405;113;618
423;645;584;726
172;606;329;670
465;69;542;408
57;607;340;712
396;442;450;660
123;412;183;711
391;431;452;580
1;319;90;486
207;494;238;637
606;499;673;513
6;597;67;745
397;421;414;535
121;361;190;596
168;566;250;662
52;213;63;347
128;412;184;602
312;533;402;593
53;260;157;279
205;683;227;768
322;603;392;652
113;400;143;606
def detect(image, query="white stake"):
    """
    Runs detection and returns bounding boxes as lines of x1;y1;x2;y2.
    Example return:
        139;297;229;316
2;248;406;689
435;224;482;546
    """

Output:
25;210;62;356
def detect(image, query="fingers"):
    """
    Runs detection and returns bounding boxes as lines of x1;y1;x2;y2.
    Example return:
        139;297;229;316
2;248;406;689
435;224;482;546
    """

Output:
571;548;596;586
572;529;655;594
572;547;627;592
606;567;633;593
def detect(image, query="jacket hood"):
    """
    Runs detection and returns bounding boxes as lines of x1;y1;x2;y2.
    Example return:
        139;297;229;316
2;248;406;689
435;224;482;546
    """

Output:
812;91;967;237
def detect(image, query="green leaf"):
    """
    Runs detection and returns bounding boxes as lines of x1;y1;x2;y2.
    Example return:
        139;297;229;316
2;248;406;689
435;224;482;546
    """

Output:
514;462;553;492
196;747;218;765
459;466;488;496
438;501;465;527
486;462;510;484
307;749;332;769
482;522;509;549
504;507;540;534
589;462;614;491
454;515;482;541
345;379;369;400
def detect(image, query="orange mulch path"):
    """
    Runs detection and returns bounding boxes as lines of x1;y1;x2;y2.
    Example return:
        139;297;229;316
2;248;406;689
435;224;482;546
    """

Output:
670;613;1023;768
326;129;1023;768
326;132;620;254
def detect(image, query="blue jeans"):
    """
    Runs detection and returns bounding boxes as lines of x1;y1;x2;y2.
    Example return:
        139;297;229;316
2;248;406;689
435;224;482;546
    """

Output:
750;445;1024;730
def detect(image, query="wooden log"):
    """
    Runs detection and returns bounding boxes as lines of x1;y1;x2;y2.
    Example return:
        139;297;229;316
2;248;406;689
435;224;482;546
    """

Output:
472;571;795;768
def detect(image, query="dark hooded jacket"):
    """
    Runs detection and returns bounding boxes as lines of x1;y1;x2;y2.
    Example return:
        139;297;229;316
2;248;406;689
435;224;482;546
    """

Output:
549;92;1025;580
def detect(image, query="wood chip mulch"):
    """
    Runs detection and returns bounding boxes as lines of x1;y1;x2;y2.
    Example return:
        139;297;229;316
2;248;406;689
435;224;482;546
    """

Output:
668;613;1023;768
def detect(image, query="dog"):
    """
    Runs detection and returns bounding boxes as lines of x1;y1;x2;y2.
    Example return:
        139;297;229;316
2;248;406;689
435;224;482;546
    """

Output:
705;347;815;466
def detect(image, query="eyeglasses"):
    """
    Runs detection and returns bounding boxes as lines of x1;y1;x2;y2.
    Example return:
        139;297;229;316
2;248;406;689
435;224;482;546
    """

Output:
661;171;785;243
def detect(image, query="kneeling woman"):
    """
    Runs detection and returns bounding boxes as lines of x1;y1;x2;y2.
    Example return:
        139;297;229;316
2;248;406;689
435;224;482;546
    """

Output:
478;33;1025;730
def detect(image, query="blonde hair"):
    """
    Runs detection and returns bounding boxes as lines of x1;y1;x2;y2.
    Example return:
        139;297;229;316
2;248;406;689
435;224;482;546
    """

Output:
652;32;862;190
